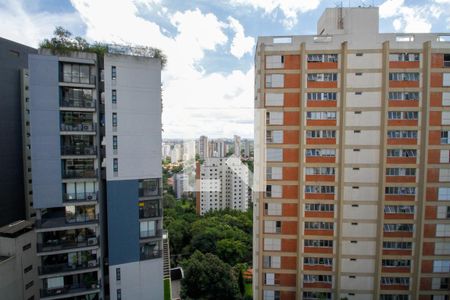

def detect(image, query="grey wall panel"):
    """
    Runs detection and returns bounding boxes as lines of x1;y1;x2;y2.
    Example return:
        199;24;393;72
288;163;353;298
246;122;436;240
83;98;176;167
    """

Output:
29;54;62;208
107;179;140;265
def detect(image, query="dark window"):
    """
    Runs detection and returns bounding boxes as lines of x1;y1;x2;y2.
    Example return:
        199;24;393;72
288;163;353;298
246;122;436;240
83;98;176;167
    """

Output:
113;158;118;173
25;281;33;290
116;268;121;281
112;90;117;104
117;289;122;300
9;50;20;56
23;243;31;251
113;136;118;150
112;113;118;127
24;265;32;273
112;66;117;80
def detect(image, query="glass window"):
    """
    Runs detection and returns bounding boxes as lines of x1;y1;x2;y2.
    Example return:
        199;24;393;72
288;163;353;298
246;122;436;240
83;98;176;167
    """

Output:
112;90;117;104
112;66;117;80
80;65;90;84
113;158;118;173
112;113;117;127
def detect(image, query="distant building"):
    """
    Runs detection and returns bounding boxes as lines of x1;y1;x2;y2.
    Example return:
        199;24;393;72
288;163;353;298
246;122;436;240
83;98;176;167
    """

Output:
198;135;209;160
162;143;171;159
209;139;226;158
234;135;241;157
0;220;38;300
197;157;249;215
170;144;182;163
174;173;189;199
242;139;253;158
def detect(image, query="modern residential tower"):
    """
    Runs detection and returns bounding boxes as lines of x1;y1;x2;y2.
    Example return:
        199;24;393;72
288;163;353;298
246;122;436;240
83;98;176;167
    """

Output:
253;7;450;300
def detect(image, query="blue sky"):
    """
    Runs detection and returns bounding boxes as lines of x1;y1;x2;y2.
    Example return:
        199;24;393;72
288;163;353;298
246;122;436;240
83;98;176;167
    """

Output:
1;0;449;138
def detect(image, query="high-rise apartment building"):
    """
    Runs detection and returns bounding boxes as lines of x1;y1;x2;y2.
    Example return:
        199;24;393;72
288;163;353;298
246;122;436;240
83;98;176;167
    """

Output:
234;135;242;157
25;46;163;299
0;38;37;226
197;157;249;215
253;7;450;300
199;135;209;160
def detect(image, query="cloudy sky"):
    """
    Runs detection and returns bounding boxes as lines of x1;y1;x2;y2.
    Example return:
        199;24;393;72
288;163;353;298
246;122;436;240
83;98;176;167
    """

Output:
1;0;449;138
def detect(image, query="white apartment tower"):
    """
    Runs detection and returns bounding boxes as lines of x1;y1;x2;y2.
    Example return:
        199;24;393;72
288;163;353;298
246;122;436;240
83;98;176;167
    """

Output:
197;157;249;215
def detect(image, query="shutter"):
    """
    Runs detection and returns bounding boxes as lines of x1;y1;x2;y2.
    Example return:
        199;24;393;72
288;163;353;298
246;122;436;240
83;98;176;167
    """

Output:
266;93;283;106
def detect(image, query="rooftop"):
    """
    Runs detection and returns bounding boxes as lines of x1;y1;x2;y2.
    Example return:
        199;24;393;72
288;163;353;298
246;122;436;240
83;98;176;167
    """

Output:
0;220;34;238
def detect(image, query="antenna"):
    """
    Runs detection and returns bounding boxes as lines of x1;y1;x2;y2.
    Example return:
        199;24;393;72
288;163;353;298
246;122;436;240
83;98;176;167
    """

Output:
338;2;344;30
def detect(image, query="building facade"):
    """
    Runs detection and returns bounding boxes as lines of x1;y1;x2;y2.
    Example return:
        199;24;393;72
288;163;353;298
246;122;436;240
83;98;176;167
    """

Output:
0;38;37;226
199;135;209;160
253;7;450;300
25;46;163;300
197;157;249;215
0;220;39;300
234;135;242;157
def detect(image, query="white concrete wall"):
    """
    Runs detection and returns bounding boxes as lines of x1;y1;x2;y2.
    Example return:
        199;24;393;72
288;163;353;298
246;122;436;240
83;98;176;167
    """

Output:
344;168;379;183
341;258;375;273
109;259;164;300
344;186;378;201
343;205;378;220
341;240;377;255
345;111;380;127
104;54;162;181
345;130;380;145
344;149;380;164
346;73;381;88
346;92;381;108
342;223;377;238
340;276;374;290
347;53;382;69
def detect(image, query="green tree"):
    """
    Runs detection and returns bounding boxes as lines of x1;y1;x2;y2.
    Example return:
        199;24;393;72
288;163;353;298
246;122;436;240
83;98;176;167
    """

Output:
180;251;241;300
163;193;176;209
216;238;247;266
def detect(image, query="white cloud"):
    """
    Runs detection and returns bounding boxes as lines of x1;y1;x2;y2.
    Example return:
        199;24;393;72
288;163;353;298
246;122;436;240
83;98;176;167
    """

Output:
393;18;402;31
379;0;404;18
229;0;322;29
68;0;253;138
434;0;450;3
0;0;83;47
227;16;255;59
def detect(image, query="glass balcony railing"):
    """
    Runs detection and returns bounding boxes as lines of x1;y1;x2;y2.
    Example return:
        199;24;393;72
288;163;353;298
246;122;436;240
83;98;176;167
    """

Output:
40;282;100;298
61;145;96;156
63;192;97;203
36;214;98;229
37;236;98;253
60;123;96;132
60;98;95;109
62;169;97;179
140;250;162;260
38;259;99;276
61;74;96;85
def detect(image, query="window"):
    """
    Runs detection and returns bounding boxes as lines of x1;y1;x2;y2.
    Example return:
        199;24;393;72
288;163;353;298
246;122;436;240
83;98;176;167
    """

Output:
387;149;417;158
436;224;450;237
306;130;336;138
307;54;338;62
307;92;337;101
266;55;284;68
117;289;122;300
266;185;282;198
389;72;419;81
140;220;156;238
380;295;410;300
386;168;416;176
305;148;336;157
263;256;281;268
266;74;284;88
304;239;333;247
381;277;410;286
384;205;415;214
305;185;335;194
23;243;31;251
266;167;282;180
305;167;335;175
444;73;450;86
266;111;283;125
387;130;417;139
112;66;117;80
264;238;281;251
116;268;121;281
304;274;332;283
307;73;337;82
264;221;281;233
382;259;411;267
304;222;334;230
442;131;450;144
265;203;282;216
432;277;449;290
112;89;117;104
437;206;450;219
306;111;336;120
304;257;332;266
113;158;118;173
439;169;450;182
389;91;419;101
25;281;33;290
383;224;413;232
442;112;450;125
438;187;450;200
266;93;284;106
24;265;33;273
267;130;283;144
113;136;118;150
443;92;450;106
305;203;334;212
267;149;283;161
433;260;450;272
383;241;412;249
389;53;420;61
112;113;118;127
263;290;280;300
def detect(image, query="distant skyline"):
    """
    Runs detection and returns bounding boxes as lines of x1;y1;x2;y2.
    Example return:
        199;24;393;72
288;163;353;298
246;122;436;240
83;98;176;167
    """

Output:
1;0;449;138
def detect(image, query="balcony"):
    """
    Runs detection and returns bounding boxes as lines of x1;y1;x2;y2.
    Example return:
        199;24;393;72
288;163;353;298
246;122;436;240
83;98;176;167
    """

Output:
38;259;99;276
61;145;96;156
140;229;163;240
140;250;162;260
139;208;162;219
40;282;100;299
62;169;97;179
60;98;95;109
37;236;98;253
36;214;98;230
60;123;96;133
63;192;97;203
61;74;96;85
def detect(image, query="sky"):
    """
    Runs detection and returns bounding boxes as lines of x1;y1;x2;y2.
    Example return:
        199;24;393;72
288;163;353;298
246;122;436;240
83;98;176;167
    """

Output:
1;0;449;139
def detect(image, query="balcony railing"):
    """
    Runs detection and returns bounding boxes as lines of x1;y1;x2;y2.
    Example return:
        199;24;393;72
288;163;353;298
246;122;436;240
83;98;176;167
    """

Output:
62;169;97;179
60;98;95;109
139;208;162;219
36;214;99;229
60;123;96;132
61;145;97;156
37;236;98;253
63;192;98;203
139;229;163;240
38;259;99;276
40;282;100;298
140;250;162;260
61;75;96;85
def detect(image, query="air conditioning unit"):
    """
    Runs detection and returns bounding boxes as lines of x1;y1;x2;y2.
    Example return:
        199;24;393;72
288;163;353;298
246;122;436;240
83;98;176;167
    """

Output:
88;260;96;267
87;194;93;201
87;237;97;245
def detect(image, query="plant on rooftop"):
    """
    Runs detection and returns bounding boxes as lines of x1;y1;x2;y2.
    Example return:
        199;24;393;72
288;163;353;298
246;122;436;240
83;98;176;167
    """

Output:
40;26;166;68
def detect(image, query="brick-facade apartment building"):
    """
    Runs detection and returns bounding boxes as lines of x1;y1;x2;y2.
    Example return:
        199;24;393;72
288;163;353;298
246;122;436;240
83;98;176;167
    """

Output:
253;7;450;300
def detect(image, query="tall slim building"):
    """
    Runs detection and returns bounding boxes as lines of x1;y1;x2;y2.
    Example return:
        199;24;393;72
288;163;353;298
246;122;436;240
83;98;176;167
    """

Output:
254;7;450;300
0;38;37;226
26;46;163;300
199;135;209;160
234;135;242;157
